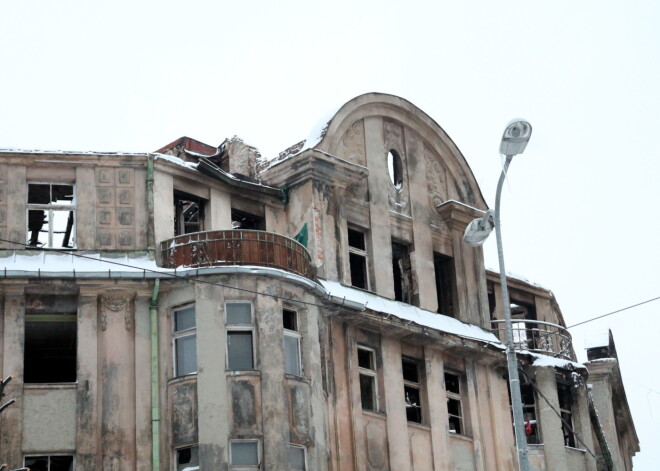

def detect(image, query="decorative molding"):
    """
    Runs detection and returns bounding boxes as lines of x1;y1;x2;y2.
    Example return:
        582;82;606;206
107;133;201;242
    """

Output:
99;294;132;331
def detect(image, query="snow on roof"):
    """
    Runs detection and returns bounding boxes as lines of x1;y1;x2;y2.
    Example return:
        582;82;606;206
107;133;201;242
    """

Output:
0;148;146;156
584;330;610;349
319;280;502;345
0;251;164;274
486;267;548;290
154;152;199;169
521;350;586;370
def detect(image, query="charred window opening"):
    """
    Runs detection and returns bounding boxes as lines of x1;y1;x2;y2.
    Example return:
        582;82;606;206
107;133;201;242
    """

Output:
173;305;197;377
510;300;538;350
521;383;541;444
392;242;413;304
434;253;456;317
226;302;254;371
27;183;75;249
174;192;205;236
558;383;576;448
402;357;423;423
24;294;77;384
283;309;302;376
487;281;496;320
348;228;369;290
357;346;378;411
445;372;465;435
176;445;199;471
24;455;74;471
231;208;265;230
387;149;403;189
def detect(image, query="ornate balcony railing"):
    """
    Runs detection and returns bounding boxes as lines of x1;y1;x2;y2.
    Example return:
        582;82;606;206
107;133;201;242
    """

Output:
160;230;316;281
491;319;576;361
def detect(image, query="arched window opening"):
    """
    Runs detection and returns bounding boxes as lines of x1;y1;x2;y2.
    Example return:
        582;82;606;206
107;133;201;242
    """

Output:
387;150;403;189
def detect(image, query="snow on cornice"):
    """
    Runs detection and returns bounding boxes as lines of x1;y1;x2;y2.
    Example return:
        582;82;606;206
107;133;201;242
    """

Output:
0;148;147;156
153;152;199;169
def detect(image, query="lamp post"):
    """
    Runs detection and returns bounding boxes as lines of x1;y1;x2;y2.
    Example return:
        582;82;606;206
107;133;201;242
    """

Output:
463;119;533;471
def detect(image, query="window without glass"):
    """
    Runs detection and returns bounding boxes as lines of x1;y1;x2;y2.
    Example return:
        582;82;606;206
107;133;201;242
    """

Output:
348;228;369;290
27;183;75;248
174;192;205;236
387;149;403;189
510;300;538;350
173;305;197;376
283;309;302;376
226;302;254;371
357;346;378;411
288;444;306;470
434;253;456;317
230;440;259;467
24;455;74;471
24;294;77;384
392;242;413;304
521;383;541;444
445;372;465;434
231;208;265;230
558;383;576;448
402;357;423;423
176;445;199;471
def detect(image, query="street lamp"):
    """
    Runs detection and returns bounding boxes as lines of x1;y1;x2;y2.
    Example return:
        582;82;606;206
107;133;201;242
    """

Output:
463;119;533;471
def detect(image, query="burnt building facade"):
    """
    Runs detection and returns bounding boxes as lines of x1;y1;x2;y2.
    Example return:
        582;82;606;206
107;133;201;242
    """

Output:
0;94;638;470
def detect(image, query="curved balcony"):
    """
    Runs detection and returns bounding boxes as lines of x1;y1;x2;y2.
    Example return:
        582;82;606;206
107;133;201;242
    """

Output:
160;230;316;281
491;319;576;361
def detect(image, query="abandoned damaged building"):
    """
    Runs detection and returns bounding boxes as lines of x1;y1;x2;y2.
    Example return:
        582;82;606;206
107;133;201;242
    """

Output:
0;93;638;470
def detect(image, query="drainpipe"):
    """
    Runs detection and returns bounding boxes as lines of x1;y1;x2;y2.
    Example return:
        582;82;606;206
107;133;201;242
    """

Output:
150;279;161;471
147;154;156;257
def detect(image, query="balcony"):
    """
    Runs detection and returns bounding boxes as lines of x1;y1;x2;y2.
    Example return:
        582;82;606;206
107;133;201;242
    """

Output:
160;230;316;281
491;319;576;361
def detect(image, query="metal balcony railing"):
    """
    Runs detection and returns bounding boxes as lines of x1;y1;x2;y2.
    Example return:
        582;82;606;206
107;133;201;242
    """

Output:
160;230;316;281
491;319;576;361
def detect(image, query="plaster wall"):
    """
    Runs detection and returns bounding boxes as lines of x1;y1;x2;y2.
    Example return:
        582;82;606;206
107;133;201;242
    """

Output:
22;387;76;451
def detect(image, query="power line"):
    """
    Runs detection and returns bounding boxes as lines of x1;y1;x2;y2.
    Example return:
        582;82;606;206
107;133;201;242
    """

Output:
567;296;660;329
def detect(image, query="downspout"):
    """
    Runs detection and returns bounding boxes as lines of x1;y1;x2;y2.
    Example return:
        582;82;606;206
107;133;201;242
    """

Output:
588;392;614;470
147;154;156;257
150;279;161;471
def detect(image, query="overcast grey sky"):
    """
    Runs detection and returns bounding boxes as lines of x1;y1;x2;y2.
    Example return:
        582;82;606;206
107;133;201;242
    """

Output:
2;1;659;468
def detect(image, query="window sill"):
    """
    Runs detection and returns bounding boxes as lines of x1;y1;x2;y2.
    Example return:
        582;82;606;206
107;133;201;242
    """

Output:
284;373;310;384
24;382;77;390
406;421;431;431
565;446;586;453
361;409;387;419
226;370;261;377
168;374;198;386
448;432;473;442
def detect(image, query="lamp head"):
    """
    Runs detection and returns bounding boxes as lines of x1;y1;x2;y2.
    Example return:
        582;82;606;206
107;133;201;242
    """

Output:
499;119;532;156
463;211;494;247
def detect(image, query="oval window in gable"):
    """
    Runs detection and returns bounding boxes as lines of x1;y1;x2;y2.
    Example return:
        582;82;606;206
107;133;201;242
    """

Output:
387;149;403;189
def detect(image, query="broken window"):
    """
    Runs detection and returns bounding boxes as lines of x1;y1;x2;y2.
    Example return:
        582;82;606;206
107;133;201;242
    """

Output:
521;383;541;444
24;454;74;471
173;305;197;377
392;242;413;304
387;149;403;189
348;228;369;290
510;300;537;350
445;372;465;435
283;309;302;376
229;440;260;468
357;346;378;412
174;191;205;236
288;444;306;470
176;445;199;471
434;253;456;317
402;357;423;423
226;302;254;371
24;294;77;383
27;183;75;248
558;383;576;448
231;208;265;230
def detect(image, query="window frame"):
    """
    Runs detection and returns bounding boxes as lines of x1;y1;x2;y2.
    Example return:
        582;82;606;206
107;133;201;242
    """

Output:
444;371;466;435
288;443;307;470
225;301;255;371
402;356;424;424
26;182;76;249
283;309;302;377
347;227;370;290
174;444;200;471
24;453;75;471
174;191;206;236
357;345;379;412
229;439;260;469
557;382;576;448
172;304;197;377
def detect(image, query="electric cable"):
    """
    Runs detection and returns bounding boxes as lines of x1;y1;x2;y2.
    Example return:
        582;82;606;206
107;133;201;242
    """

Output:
567;296;660;328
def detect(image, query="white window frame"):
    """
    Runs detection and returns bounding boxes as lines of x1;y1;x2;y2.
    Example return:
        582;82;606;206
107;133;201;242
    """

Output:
347;227;370;290
225;301;255;371
283;309;302;377
172;304;197;377
444;371;465;435
174;444;200;471
24;453;75;470
288;443;307;470
357;346;379;412
27;182;76;249
229;439;260;469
